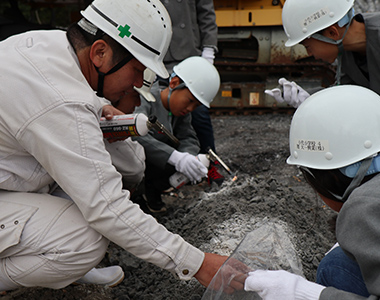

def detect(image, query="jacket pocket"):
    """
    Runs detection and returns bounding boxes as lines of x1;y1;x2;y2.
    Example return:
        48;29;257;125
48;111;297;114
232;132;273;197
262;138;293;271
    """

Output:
0;201;38;253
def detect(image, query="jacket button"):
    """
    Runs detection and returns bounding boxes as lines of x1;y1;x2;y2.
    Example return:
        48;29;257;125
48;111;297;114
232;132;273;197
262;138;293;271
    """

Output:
182;269;189;275
0;224;4;229
14;220;19;225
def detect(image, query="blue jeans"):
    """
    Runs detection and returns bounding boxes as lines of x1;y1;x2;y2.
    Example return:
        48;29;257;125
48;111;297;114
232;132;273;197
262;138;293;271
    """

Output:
316;246;370;297
191;105;215;154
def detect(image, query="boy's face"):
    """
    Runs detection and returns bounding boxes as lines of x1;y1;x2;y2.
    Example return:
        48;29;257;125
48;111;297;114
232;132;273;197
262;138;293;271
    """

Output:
301;37;339;64
167;76;202;116
169;87;201;117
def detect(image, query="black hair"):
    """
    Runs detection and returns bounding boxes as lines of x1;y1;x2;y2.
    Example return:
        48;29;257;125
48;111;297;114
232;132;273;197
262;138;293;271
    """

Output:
66;22;132;64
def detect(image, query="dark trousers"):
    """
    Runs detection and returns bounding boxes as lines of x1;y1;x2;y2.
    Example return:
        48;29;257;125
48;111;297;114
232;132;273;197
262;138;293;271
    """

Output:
144;162;176;201
191;105;215;154
316;246;369;297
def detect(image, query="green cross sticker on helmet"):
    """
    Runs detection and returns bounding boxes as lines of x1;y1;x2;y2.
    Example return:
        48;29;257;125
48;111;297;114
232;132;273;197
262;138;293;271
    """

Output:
117;24;131;38
81;0;172;78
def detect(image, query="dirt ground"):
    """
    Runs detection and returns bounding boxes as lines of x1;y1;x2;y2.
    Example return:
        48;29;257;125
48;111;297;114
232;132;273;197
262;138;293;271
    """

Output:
0;113;337;300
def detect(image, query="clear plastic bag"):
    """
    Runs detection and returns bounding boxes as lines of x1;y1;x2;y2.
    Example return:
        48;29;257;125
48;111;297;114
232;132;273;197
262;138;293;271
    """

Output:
201;218;304;300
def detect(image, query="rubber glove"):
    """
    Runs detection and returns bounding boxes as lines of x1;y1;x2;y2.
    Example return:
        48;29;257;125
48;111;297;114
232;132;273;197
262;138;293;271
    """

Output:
244;270;325;300
202;47;215;64
168;150;208;183
265;78;310;108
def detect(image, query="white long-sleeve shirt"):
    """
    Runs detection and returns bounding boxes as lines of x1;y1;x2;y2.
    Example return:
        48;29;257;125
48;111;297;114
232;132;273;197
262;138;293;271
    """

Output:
0;29;204;279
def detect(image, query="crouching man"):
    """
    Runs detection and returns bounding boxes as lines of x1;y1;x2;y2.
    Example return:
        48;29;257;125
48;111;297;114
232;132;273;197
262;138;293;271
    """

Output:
0;0;246;293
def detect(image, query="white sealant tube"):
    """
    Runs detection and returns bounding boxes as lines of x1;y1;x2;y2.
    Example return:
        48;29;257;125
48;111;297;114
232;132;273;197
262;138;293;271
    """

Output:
100;113;149;139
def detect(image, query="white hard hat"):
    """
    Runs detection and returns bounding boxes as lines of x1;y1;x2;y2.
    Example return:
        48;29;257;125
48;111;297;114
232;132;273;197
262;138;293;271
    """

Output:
134;68;156;102
287;85;380;169
282;0;354;47
81;0;172;78
173;56;220;108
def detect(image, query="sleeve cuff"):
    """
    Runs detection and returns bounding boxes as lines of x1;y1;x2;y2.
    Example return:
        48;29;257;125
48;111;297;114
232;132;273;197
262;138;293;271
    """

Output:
175;246;205;280
168;149;180;166
296;280;325;300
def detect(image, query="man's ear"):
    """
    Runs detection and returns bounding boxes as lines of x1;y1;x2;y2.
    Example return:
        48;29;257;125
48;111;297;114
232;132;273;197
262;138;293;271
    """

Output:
89;40;111;68
169;76;181;89
325;24;342;41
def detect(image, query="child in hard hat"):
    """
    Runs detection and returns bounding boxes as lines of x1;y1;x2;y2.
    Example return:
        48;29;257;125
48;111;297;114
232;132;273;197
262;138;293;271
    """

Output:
131;56;222;213
159;0;218;155
245;85;380;299
266;0;380;108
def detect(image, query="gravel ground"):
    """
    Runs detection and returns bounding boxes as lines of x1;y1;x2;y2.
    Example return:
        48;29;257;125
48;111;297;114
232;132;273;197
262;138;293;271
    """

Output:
0;113;338;300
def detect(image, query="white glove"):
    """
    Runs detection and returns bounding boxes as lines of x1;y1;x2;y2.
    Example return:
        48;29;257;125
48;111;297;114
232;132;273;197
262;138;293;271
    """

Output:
201;47;215;64
168;150;208;183
244;270;325;300
265;78;310;108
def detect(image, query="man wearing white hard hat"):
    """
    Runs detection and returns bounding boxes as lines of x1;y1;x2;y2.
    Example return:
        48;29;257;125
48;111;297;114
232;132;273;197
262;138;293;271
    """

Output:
245;85;380;299
0;0;246;293
266;0;380;108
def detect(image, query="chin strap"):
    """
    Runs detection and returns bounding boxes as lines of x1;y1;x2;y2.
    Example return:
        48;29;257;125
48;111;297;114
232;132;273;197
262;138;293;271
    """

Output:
95;54;133;97
167;83;186;113
333;156;373;202
310;8;355;85
78;18;134;97
166;72;186;113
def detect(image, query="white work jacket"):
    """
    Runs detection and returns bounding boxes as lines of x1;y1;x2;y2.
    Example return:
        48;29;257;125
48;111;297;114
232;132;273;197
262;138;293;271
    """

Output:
0;30;204;279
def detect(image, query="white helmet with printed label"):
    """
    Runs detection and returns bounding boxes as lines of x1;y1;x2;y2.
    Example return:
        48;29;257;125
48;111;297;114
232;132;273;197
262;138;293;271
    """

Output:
173;56;220;108
287;85;380;169
81;0;172;78
282;0;354;47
